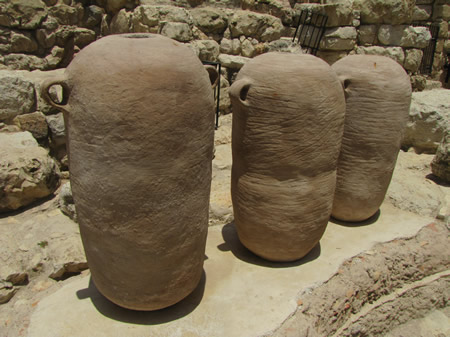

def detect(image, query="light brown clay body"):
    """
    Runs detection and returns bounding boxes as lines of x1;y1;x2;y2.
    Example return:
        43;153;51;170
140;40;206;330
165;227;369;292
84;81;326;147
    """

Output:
331;55;411;222
229;53;345;262
41;34;216;310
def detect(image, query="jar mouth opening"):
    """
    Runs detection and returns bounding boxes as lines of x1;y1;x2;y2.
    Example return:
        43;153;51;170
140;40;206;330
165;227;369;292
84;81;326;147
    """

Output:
120;33;155;39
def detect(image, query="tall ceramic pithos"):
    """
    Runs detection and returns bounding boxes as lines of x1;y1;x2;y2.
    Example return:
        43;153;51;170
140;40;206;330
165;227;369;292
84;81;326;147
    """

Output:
229;53;346;262
331;55;411;222
41;34;217;310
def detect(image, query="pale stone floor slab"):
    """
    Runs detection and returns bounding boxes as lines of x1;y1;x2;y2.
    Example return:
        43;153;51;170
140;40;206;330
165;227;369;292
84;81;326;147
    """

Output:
27;203;435;337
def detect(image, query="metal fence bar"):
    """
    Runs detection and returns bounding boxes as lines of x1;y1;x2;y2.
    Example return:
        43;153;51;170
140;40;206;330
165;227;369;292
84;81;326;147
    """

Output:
292;10;328;56
202;60;221;129
413;22;440;75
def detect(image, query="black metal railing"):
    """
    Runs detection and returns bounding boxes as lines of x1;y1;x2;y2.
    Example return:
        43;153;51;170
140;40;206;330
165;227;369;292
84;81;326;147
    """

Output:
292;9;328;55
202;60;221;129
413;22;440;75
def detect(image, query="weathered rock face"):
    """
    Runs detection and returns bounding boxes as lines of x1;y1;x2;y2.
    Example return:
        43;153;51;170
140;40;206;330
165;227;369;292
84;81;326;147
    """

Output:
354;0;416;25
0;0;47;29
230;52;345;262
59;181;77;222
431;132;450;183
0;75;35;122
13;111;48;141
229;10;283;42
332;55;411;222
402;89;450;154
0;132;60;212
41;34;216;311
377;25;431;48
355;46;405;65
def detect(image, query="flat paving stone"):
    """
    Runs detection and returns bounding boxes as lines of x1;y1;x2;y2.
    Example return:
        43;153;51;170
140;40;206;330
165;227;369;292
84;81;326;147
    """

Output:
27;203;435;337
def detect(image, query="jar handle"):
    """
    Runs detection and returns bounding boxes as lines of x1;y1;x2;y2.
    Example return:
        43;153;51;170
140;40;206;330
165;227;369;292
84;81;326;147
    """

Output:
204;65;219;89
40;74;71;114
229;78;252;107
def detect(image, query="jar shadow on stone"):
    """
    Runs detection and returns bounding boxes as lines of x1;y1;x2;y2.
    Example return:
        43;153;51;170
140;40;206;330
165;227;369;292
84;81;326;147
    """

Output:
330;209;381;228
75;271;206;324
217;222;322;268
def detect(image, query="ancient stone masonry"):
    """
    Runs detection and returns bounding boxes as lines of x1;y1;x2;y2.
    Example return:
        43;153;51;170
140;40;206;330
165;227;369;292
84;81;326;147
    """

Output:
0;0;448;83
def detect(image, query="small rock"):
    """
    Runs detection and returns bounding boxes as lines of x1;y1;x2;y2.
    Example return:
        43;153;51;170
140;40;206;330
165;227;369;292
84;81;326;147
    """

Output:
6;273;28;286
0;73;36;122
402;89;450;154
404;49;424;73
59;182;77;222
190;39;219;62
190;7;228;35
0;0;47;29
355;46;405;65
161;22;193;42
0;132;60;212
218;54;250;70
46;113;66;147
13;112;48;141
229;10;283;42
0;283;17;305
431;132;450;183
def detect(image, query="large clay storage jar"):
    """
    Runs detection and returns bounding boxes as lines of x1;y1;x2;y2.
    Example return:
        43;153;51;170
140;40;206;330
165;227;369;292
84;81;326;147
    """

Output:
331;55;411;222
229;52;346;262
41;34;217;310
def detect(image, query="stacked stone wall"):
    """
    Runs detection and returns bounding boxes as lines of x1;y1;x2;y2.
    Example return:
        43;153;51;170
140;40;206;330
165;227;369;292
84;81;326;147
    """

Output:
0;1;448;84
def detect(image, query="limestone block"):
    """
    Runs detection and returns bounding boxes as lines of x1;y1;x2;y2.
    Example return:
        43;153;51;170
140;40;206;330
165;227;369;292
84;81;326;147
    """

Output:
131;6;159;32
444;40;450;53
412;5;432;21
41;15;59;31
229;10;283;42
81;5;104;29
10;31;38;53
431;132;450;183
354;0;415;25
110;9;131;34
402;89;450;154
59;181;77;222
294;2;354;28
45;46;64;69
36;29;56;49
2;53;47;71
320;26;357;51
219;77;231;115
220;38;241;55
161;22;193;42
73;28;96;48
404;49;423;73
13;111;48;141
378;25;431;48
105;0;136;13
218;54;250;70
45;112;66;148
0;0;47;30
0;73;35;122
358;25;377;45
433;4;450;21
355;46;405;65
0;132;60;212
157;5;193;25
241;39;255;57
438;21;448;39
244;0;294;25
48;4;80;26
190;39;219;61
316;50;347;65
267;38;302;54
190;7;228;35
